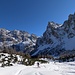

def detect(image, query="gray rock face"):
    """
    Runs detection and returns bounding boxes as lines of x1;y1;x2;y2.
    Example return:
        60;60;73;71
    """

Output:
32;13;75;56
0;29;37;53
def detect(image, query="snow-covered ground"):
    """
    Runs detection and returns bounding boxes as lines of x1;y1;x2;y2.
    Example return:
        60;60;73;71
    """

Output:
0;61;75;75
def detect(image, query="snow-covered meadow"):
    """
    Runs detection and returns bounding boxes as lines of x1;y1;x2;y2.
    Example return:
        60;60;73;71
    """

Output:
0;61;75;75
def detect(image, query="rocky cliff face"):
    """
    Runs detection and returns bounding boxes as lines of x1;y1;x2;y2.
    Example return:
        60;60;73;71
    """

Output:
32;13;75;56
0;29;37;53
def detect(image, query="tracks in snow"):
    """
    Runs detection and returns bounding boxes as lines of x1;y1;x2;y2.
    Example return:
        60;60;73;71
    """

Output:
14;67;26;75
35;72;43;75
14;63;61;75
14;65;46;75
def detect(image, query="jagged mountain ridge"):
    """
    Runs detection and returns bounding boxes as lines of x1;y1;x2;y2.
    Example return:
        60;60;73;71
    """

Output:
0;13;75;56
32;13;75;56
0;28;37;53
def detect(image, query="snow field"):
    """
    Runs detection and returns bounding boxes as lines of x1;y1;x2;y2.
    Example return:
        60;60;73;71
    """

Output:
0;61;75;75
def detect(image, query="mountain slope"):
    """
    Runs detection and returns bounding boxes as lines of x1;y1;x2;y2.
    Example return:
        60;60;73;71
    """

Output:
0;29;37;53
32;13;75;56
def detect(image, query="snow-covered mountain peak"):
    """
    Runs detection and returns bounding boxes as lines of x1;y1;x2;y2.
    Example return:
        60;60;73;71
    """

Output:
1;13;75;57
0;29;37;53
32;13;75;57
47;21;62;29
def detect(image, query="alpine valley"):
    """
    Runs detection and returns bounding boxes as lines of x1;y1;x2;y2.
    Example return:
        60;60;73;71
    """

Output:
1;13;75;57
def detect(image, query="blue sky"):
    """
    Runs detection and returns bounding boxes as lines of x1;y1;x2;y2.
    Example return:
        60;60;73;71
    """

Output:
0;0;75;36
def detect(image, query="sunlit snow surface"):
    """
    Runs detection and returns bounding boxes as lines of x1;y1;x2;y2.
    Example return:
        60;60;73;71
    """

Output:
0;61;75;75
